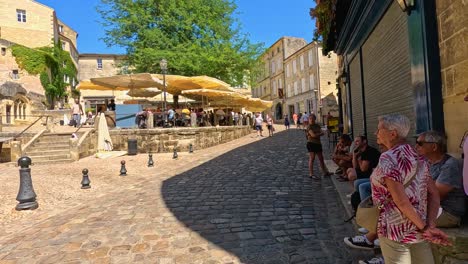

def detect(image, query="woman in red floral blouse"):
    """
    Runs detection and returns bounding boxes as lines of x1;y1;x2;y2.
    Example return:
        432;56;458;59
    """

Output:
371;114;450;264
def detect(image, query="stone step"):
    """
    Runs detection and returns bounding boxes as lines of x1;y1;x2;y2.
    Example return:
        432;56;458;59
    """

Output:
30;159;73;165
31;142;69;149
25;149;70;156
28;154;71;162
36;137;72;143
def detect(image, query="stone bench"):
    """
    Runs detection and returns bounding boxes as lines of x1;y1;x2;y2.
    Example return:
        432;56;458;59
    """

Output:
432;220;468;264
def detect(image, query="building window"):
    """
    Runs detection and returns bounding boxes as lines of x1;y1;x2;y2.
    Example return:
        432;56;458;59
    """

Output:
16;9;26;22
292;60;297;74
61;41;66;50
300;55;304;71
309;74;316;92
301;78;306;92
308;50;313;66
12;70;19;80
97;58;103;69
271;61;276;74
59;25;63;33
286;64;290;78
1;47;6;56
294;82;298;95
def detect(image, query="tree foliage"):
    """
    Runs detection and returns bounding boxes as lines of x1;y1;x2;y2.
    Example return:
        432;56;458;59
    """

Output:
97;0;264;87
11;42;77;109
310;0;333;54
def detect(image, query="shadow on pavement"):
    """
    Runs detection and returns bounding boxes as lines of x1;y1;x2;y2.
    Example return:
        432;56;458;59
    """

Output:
162;129;359;263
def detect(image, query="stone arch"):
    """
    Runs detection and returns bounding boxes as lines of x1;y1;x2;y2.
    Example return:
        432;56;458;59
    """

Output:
275;103;283;120
12;95;29;121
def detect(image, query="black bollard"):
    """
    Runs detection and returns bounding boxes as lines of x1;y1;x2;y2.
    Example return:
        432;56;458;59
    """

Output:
81;168;91;189
120;160;127;176
189;143;193;153
15;156;39;210
173;147;178;159
148;153;154;167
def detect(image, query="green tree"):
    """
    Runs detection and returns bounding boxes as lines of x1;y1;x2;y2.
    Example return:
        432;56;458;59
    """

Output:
12;41;77;109
97;0;263;87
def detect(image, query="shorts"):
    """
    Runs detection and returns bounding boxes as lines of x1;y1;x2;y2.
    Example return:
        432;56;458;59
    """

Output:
306;142;323;153
267;124;272;130
255;125;263;131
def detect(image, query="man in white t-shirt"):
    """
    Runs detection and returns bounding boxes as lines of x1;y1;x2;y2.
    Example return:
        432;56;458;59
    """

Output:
254;113;264;137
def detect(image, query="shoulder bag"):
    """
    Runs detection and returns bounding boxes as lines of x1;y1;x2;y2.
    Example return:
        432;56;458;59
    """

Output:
356;162;419;233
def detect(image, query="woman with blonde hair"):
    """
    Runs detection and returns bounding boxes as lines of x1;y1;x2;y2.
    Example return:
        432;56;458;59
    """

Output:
371;114;450;263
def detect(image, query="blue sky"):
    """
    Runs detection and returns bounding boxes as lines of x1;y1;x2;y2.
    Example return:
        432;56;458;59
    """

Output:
37;0;316;54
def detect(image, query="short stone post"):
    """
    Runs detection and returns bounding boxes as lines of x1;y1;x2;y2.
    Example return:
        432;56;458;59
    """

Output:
81;169;91;189
147;153;154;167
16;156;38;210
120;160;127;176
173;147;178;159
10;141;22;162
189;143;193;153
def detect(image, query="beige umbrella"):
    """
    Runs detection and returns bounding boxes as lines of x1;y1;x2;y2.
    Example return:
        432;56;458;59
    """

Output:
126;88;162;97
151;74;231;95
77;80;129;91
91;73;164;90
97;112;113;152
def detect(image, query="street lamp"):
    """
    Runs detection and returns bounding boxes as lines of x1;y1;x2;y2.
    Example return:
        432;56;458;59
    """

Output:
160;59;168;125
396;0;414;15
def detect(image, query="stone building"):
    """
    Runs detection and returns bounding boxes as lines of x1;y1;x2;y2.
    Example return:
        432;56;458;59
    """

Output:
252;37;337;120
0;0;78;124
284;42;338;123
252;37;308;120
78;53;127;112
324;0;467;156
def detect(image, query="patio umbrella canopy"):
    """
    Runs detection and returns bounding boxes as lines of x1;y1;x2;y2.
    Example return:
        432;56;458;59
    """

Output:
76;80;129;91
91;73;164;90
181;89;272;112
126;88;162;97
151;74;231;95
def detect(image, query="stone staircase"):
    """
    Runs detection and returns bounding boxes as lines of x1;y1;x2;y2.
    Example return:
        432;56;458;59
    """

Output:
23;133;74;164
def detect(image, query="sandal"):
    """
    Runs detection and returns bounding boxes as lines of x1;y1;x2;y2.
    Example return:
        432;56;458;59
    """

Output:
309;175;321;180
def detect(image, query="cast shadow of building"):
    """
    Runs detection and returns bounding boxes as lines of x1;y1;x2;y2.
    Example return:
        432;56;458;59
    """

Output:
161;130;354;264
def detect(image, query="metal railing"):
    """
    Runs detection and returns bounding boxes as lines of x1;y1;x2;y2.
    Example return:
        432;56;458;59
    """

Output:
12;115;49;140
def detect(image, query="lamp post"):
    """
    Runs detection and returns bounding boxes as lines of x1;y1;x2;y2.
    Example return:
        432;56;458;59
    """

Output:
160;59;168;125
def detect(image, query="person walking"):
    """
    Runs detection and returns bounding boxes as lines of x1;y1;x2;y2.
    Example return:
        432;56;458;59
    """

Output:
293;113;298;128
284;114;290;130
372;114;450;264
71;98;84;128
266;114;274;137
306;114;331;179
254;113;264;137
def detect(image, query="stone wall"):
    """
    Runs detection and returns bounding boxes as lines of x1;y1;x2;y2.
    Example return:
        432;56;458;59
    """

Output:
436;0;468;156
107;126;251;154
0;0;55;48
318;47;339;121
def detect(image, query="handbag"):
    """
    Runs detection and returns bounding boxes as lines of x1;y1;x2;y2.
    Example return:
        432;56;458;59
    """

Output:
356;162;419;233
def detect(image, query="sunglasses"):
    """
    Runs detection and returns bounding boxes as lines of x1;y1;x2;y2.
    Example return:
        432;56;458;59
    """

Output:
416;140;436;146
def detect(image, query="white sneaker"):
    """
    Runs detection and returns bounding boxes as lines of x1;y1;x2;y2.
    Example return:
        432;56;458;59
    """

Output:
358;227;369;234
359;257;384;264
346;193;353;198
373;239;380;248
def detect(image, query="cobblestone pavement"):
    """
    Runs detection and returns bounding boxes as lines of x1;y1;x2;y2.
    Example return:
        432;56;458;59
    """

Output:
0;128;361;264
